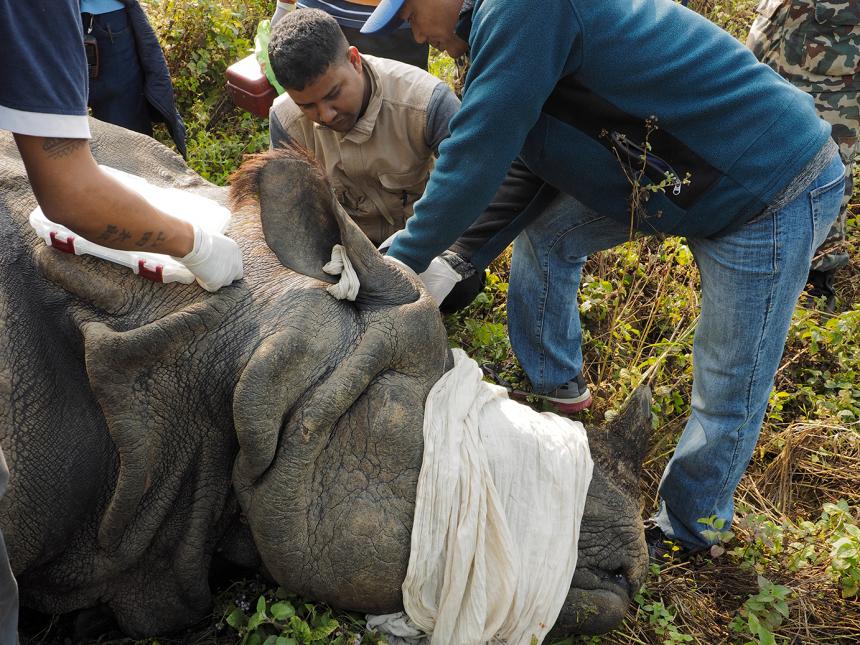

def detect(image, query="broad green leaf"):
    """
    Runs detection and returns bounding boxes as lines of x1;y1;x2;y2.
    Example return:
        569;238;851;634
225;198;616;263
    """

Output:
247;612;266;632
227;608;248;629
271;601;296;621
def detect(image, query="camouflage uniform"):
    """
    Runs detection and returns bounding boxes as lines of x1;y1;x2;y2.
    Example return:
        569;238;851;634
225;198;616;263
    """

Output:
747;0;858;280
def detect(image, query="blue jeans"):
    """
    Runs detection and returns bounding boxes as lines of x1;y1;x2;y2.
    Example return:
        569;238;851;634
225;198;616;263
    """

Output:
83;9;152;136
509;154;845;547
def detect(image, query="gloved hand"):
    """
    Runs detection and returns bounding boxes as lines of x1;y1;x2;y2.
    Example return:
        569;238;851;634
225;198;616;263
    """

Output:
380;233;465;307
419;254;463;306
177;224;244;292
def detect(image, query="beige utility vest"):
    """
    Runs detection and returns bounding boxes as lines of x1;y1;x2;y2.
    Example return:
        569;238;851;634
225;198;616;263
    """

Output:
272;55;440;245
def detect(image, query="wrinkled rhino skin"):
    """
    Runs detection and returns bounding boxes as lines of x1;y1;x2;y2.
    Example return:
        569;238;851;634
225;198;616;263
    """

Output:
0;120;648;638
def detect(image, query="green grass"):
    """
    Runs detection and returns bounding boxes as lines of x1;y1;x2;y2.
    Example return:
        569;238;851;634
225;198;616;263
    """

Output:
147;0;273;184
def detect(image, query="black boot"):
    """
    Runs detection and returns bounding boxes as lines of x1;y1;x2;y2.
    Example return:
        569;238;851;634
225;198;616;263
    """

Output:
807;269;837;313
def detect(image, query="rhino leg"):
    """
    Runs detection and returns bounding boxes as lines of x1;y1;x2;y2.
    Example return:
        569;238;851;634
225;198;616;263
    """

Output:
22;293;250;635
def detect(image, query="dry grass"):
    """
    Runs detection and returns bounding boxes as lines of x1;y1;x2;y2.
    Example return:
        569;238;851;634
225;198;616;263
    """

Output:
754;422;860;517
575;228;860;644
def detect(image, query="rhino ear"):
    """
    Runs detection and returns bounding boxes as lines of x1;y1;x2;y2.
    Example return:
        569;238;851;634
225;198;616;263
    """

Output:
229;145;419;306
230;146;339;283
592;385;651;488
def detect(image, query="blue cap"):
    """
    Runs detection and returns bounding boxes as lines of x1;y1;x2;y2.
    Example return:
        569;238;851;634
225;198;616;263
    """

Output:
360;0;406;34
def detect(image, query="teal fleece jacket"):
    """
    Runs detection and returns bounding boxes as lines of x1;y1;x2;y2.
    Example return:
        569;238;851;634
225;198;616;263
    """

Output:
388;0;830;272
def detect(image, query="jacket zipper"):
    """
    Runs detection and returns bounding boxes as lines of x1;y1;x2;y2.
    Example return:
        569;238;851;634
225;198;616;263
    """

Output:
611;131;683;196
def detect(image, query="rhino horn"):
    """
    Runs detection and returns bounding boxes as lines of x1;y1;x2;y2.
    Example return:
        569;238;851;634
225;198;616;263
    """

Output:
591;385;651;490
229;145;420;307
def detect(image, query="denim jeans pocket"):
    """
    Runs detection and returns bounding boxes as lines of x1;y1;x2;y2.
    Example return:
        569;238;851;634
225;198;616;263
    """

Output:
809;172;845;249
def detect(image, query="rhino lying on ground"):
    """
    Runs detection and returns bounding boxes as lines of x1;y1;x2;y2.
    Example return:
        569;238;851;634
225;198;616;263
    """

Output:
0;119;649;639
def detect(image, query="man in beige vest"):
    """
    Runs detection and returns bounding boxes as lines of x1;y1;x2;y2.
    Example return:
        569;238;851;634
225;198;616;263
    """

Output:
267;8;593;409
268;8;459;247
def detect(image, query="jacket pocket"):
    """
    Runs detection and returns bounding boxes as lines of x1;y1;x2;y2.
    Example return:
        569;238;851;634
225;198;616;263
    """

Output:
378;167;429;213
610;132;684;197
801;1;860;76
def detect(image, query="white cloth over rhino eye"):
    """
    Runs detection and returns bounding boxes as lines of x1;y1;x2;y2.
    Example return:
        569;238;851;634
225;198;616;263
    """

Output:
323;244;360;301
368;349;594;645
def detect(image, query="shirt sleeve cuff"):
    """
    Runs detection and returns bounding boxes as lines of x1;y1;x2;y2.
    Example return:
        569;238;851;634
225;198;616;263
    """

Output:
0;105;91;139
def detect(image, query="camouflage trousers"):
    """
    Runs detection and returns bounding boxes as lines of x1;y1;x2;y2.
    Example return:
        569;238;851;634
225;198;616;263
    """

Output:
810;94;855;271
747;0;859;272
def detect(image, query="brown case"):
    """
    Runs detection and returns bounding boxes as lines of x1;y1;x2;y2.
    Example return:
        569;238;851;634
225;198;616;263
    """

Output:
226;54;278;118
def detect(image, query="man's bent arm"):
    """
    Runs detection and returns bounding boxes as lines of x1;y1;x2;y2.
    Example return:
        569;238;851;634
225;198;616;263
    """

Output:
388;0;577;272
14;134;194;257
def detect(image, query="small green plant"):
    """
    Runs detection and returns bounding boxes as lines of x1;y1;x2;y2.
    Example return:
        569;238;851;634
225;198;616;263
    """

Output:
732;513;788;569
697;515;735;555
222;587;378;645
821;500;860;598
731;501;860;600
602;118;691;238
634;588;694;644
428;48;465;96
829;524;860;599
774;307;860;422
445;270;521;375
729;575;791;645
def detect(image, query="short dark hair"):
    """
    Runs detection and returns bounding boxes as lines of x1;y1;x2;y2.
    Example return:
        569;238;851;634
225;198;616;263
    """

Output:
269;9;350;91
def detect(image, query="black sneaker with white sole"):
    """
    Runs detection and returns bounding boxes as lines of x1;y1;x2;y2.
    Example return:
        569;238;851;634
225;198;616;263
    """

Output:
544;373;593;413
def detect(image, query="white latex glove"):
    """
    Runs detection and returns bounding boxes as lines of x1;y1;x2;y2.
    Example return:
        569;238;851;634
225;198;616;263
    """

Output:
386;254;462;307
177;225;244;292
419;255;463;307
380;232;464;306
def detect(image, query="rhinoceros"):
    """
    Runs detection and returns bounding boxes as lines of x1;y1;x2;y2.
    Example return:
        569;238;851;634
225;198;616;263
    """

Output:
0;119;649;639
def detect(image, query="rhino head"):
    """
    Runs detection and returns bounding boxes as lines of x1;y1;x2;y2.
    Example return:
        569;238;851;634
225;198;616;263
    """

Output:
0;120;647;638
226;145;451;610
229;145;650;635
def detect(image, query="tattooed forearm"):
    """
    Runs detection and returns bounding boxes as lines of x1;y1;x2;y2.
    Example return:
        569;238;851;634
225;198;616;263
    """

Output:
96;225;132;244
134;231;167;248
42;138;87;159
96;226;167;249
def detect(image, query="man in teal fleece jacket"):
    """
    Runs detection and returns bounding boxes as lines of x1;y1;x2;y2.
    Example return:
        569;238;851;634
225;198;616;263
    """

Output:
361;0;844;554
